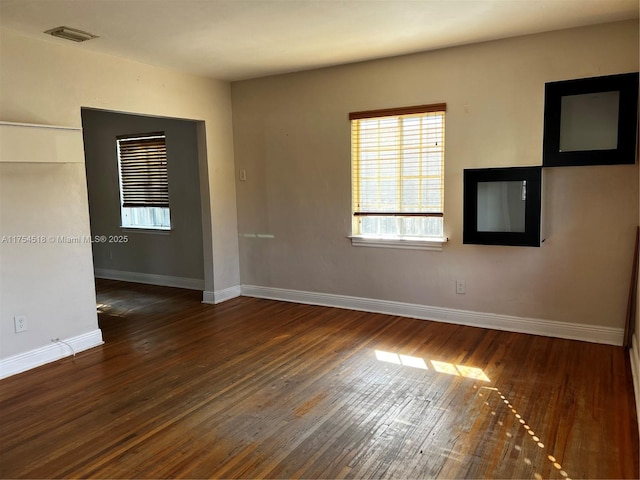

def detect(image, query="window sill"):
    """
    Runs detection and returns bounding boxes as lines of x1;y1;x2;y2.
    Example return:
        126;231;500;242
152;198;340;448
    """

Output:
120;227;172;235
349;235;448;251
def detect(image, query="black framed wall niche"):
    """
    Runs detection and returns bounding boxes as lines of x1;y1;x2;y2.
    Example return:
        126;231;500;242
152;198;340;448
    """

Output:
463;166;543;247
542;72;639;167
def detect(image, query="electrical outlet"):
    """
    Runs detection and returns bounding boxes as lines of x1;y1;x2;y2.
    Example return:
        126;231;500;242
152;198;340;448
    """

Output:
14;315;28;333
456;280;466;294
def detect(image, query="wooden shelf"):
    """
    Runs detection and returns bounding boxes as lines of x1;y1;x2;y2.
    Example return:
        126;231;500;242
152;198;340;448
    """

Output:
0;121;85;163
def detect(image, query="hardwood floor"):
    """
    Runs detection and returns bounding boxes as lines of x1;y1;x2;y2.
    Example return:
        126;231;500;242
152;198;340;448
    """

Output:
0;279;638;479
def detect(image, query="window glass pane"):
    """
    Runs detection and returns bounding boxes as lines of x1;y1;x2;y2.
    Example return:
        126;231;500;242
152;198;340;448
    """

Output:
121;206;171;230
423;114;443;132
423;152;442;177
360;151;380;167
402;179;420;208
402;117;421;147
352;108;445;238
359;216;443;237
379;216;399;235
360;216;379;235
402;150;420;176
379;179;398;210
422;178;442;211
359;179;378;210
560;91;619;152
477;181;526;233
400;216;422;236
379;153;397;177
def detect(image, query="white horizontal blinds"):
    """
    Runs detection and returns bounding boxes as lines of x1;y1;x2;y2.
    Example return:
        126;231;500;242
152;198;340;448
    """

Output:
350;104;445;236
117;132;169;208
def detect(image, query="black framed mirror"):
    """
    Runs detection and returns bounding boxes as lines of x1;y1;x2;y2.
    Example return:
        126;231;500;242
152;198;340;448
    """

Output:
542;72;638;167
463;166;542;247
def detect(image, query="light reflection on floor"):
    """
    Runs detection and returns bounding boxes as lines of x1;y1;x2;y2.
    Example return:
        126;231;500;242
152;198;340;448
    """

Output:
374;349;491;382
374;349;572;479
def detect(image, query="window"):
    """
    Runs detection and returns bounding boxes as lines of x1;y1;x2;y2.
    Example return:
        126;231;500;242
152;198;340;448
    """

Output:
116;132;171;230
350;104;446;248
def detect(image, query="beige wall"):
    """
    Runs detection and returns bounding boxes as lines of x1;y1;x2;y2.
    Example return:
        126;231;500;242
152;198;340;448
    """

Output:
0;28;239;359
232;20;639;329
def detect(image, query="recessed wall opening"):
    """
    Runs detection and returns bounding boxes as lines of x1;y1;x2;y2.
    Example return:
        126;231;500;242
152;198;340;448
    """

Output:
81;108;212;293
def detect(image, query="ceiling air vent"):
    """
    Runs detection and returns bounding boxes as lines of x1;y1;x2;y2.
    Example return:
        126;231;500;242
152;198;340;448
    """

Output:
44;26;98;42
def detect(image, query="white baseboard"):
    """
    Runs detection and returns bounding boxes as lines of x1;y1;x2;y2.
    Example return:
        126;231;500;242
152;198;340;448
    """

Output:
630;333;640;433
0;329;104;380
202;285;242;304
240;285;624;346
95;268;204;290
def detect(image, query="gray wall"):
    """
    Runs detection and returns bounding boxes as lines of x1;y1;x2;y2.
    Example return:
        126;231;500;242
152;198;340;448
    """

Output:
231;21;638;329
82;109;204;286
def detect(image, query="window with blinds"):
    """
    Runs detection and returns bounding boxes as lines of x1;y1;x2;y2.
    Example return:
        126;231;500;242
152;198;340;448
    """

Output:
116;132;171;230
350;104;445;239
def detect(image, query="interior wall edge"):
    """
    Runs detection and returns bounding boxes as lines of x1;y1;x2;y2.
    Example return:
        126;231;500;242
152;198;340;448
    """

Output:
202;285;242;304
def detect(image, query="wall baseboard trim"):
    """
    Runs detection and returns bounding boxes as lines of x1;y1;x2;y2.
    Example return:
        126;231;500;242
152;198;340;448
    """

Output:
95;268;204;290
630;334;640;433
202;285;242;304
241;285;624;346
0;329;104;380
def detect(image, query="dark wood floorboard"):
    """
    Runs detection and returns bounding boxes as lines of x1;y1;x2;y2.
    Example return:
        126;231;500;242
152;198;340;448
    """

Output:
0;279;638;479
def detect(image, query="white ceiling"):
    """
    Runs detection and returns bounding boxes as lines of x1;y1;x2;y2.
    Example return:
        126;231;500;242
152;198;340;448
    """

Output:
0;0;637;81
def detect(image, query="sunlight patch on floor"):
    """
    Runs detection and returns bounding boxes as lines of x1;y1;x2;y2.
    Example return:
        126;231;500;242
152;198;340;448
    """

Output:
374;349;490;382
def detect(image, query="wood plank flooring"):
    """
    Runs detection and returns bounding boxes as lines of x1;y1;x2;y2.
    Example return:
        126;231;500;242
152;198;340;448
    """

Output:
0;279;638;479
